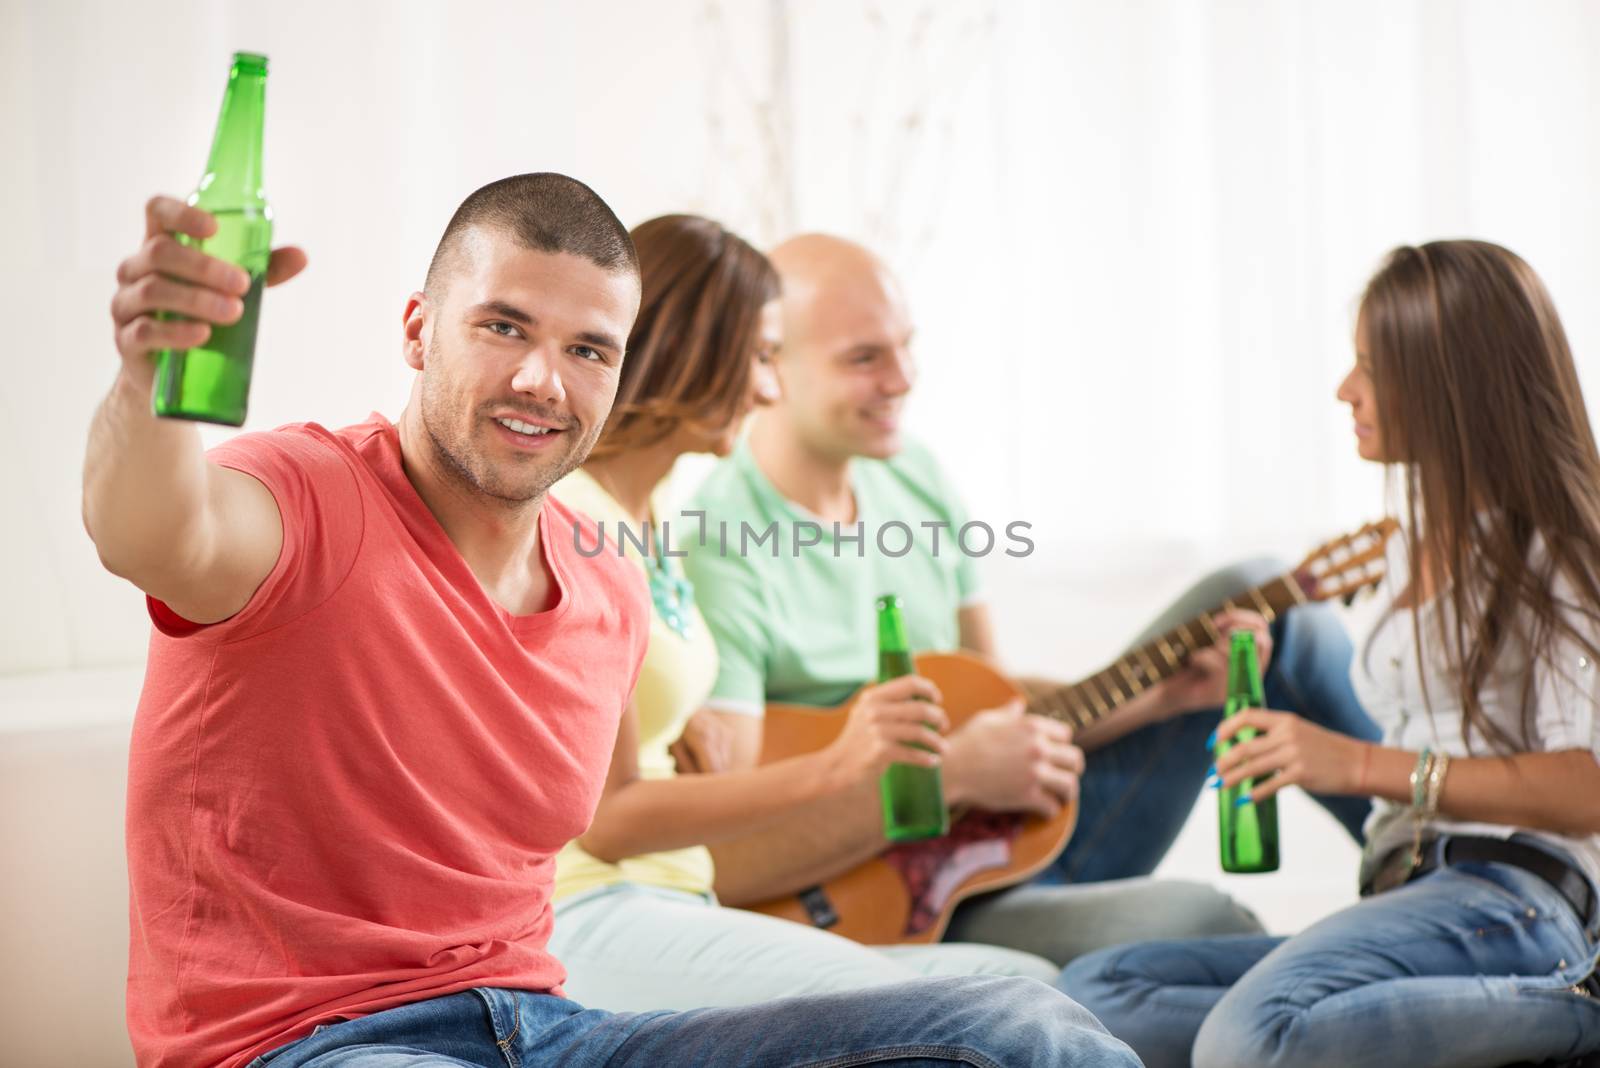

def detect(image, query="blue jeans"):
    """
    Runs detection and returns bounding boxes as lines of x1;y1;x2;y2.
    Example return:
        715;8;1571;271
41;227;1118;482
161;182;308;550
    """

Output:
1039;557;1381;884
1057;837;1600;1068
245;975;1140;1067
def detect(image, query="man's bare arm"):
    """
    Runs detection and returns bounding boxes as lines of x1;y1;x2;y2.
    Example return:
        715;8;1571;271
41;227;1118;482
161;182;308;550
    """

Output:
956;601;1000;660
85;196;306;621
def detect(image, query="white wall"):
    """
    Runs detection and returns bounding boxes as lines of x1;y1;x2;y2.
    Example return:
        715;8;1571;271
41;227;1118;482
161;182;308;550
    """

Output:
5;0;1600;680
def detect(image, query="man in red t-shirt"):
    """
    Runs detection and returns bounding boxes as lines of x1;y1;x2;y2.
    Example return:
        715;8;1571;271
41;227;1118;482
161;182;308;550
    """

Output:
85;173;1135;1068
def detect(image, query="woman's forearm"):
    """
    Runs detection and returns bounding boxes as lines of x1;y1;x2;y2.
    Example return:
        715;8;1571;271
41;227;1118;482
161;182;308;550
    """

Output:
575;750;850;863
1362;744;1600;836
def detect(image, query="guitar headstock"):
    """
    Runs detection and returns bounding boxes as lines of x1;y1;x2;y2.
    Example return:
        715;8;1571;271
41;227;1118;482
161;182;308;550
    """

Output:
1292;518;1398;604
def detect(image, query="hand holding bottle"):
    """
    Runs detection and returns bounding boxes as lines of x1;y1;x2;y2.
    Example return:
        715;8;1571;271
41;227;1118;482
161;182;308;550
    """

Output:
1215;630;1280;872
1214;708;1371;803
823;674;951;783
111;196;306;392
874;594;950;840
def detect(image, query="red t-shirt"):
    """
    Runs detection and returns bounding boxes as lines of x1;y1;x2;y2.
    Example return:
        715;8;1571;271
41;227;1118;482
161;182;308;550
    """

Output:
124;416;648;1068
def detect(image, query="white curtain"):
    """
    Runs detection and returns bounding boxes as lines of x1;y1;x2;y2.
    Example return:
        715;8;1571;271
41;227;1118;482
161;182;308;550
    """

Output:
5;0;1599;675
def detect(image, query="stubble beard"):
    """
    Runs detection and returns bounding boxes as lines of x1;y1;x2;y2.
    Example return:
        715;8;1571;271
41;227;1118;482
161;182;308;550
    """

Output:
418;343;597;507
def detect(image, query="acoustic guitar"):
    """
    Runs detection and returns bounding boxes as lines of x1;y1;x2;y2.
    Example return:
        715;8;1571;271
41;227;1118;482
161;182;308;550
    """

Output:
743;519;1398;945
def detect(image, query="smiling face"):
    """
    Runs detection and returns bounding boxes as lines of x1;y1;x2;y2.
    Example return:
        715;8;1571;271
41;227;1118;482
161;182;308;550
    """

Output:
1337;313;1389;464
404;227;641;503
773;245;915;463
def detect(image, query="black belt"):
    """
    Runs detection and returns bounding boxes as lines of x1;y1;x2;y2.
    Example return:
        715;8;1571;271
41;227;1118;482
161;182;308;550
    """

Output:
1369;834;1596;928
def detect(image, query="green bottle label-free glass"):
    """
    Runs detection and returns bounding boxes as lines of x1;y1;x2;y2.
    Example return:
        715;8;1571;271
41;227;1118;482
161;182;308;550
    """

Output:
875;593;948;842
1218;630;1280;873
153;51;273;427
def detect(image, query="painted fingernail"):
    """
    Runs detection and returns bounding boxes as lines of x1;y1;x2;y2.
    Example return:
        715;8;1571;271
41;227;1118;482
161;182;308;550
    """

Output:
1207;775;1221;789
1206;763;1216;777
1205;730;1217;750
1234;796;1251;808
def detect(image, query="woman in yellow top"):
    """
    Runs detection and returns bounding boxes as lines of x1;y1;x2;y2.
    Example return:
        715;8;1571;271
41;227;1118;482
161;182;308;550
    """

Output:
548;214;1060;1009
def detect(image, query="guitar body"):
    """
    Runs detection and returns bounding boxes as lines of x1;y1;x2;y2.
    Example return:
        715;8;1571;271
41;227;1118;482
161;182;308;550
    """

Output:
747;651;1077;945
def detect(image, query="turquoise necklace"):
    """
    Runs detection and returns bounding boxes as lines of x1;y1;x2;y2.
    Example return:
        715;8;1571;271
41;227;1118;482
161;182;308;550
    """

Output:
646;521;695;638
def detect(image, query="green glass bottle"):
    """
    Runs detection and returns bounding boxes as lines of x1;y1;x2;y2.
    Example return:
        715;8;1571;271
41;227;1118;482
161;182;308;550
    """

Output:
152;51;273;426
875;594;948;842
1218;630;1280;873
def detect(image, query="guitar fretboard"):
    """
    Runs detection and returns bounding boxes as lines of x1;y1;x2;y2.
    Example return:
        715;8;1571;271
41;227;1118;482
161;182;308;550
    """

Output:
1028;574;1309;730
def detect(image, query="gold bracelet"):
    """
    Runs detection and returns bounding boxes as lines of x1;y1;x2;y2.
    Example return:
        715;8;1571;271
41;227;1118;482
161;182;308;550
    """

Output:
1408;748;1437;871
1410;748;1435;811
1423;750;1451;819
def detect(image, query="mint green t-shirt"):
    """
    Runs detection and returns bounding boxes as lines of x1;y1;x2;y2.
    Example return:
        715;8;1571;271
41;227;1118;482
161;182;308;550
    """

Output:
680;439;982;714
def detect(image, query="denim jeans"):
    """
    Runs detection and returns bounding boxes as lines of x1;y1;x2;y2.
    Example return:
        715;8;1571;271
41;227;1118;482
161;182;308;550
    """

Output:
1036;556;1381;885
1056;836;1600;1068
244;974;1140;1067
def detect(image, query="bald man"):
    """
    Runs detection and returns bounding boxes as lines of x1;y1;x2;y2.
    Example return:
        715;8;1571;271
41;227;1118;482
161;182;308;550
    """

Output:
677;234;1381;975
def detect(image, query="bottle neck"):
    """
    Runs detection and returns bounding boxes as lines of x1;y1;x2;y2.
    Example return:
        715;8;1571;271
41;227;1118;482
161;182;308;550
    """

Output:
1225;649;1263;706
877;608;910;656
198;66;267;207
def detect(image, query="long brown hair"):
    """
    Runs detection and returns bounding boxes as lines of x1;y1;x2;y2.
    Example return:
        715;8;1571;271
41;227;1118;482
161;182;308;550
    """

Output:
1361;239;1600;752
587;214;779;461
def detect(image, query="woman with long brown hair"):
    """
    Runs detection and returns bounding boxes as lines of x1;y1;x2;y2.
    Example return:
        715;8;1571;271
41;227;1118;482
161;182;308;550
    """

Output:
1059;240;1600;1068
544;214;1067;1009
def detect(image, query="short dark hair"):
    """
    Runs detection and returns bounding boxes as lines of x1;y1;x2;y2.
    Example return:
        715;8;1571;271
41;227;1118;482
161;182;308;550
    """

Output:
424;173;639;297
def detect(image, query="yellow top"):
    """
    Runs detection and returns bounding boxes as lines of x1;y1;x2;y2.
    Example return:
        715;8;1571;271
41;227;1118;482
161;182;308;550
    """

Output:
549;468;719;901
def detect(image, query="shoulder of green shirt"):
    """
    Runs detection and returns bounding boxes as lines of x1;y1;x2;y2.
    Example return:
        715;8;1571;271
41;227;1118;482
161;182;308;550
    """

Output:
870;437;964;516
685;436;958;518
686;443;776;519
875;436;986;606
682;436;977;554
681;453;766;587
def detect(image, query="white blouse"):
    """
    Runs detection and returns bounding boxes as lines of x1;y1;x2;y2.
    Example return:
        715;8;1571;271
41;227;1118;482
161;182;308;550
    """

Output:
1352;531;1600;886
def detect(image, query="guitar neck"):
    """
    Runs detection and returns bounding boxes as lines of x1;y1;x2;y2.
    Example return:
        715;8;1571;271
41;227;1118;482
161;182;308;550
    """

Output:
1027;574;1308;730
